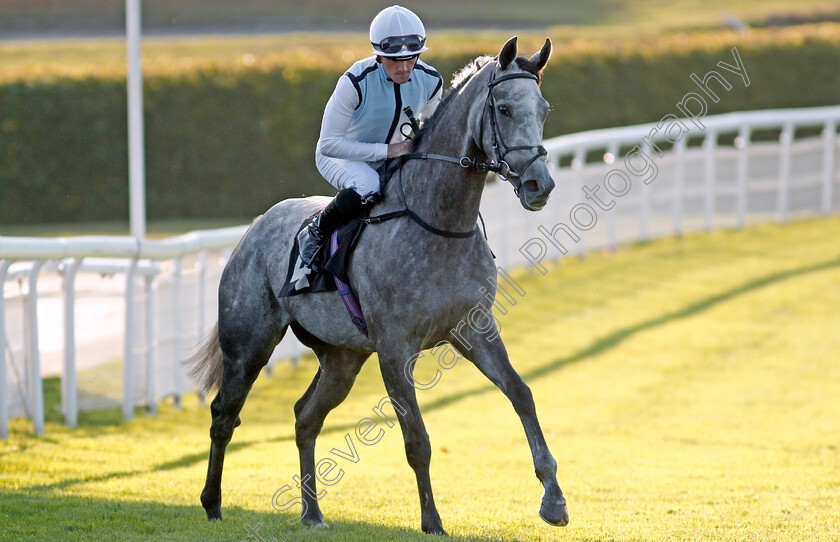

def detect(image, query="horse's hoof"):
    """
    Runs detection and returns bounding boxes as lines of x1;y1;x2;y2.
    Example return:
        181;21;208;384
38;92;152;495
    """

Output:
539;498;569;527
201;489;222;521
422;525;448;536
301;516;327;528
205;507;223;521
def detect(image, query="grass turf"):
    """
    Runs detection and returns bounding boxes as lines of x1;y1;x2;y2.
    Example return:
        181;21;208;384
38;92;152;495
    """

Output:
2;0;838;34
2;1;839;83
1;217;839;541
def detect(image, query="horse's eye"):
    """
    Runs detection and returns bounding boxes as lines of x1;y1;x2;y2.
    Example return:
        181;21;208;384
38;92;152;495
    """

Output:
498;104;511;117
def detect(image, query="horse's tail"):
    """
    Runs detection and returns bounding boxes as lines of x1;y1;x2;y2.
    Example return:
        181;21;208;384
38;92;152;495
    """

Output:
184;323;224;394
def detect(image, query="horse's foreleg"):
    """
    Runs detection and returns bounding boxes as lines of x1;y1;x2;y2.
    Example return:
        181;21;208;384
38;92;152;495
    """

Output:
455;330;569;527
294;345;368;527
379;351;447;536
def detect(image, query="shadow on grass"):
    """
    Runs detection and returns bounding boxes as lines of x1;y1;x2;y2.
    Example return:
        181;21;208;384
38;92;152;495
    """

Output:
20;257;840;499
1;489;536;542
185;258;840;470
420;256;840;411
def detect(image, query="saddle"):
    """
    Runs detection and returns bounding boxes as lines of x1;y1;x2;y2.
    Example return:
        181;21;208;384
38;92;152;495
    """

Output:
278;216;368;335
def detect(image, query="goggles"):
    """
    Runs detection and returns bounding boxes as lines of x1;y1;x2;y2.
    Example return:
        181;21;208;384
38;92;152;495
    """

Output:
373;34;426;55
389;54;420;62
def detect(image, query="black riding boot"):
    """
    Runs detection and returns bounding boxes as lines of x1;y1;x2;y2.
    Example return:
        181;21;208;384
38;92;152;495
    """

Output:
297;188;367;270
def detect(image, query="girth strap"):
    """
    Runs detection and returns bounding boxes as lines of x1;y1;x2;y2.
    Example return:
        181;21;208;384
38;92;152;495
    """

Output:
330;231;368;336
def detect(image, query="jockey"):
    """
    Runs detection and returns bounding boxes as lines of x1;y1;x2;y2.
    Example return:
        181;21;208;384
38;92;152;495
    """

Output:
297;4;444;270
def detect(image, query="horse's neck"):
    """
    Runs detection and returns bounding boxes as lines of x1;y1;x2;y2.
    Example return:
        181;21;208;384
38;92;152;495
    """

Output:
394;80;489;233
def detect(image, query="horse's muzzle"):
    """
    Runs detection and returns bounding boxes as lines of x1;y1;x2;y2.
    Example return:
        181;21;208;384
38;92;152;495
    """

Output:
519;174;555;211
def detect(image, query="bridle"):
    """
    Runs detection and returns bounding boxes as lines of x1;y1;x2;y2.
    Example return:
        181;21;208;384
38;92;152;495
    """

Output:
401;63;548;190
480;67;549;192
363;63;549;238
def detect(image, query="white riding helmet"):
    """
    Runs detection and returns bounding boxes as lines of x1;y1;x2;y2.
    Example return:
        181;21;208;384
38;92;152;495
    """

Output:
370;5;429;58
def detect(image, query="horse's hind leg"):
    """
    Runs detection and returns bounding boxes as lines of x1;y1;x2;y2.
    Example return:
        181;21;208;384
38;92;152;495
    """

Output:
453;328;569;527
293;338;369;526
293;366;321;420
200;321;284;520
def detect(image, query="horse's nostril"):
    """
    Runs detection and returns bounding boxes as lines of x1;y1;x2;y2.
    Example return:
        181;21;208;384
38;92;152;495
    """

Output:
522;179;542;194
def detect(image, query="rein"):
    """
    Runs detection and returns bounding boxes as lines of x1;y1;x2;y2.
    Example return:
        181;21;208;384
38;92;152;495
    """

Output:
361;64;546;239
362;206;478;238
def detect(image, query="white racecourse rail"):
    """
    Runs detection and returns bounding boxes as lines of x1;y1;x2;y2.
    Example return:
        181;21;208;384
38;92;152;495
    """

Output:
1;105;839;438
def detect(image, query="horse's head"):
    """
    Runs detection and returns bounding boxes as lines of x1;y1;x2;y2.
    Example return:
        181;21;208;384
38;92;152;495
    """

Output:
474;37;555;211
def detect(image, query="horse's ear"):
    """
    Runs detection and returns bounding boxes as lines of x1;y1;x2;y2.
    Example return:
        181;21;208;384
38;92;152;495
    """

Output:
498;36;518;70
529;38;552;71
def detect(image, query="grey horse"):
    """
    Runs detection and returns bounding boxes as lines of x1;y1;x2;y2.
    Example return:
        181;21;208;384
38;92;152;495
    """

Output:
186;36;568;535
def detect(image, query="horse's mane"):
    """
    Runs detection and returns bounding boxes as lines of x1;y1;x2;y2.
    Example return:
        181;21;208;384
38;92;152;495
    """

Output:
413;54;544;149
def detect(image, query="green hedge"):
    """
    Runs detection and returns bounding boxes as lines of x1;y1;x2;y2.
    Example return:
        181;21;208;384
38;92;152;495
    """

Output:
1;25;838;225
